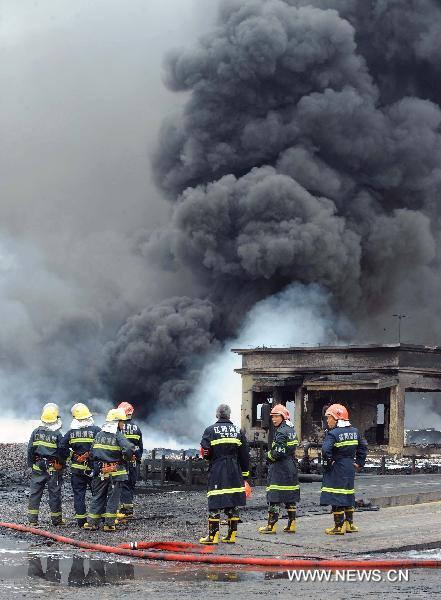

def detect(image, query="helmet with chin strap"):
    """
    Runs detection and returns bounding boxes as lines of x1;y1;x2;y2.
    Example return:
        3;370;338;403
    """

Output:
41;405;59;424
325;403;349;421
118;401;134;417
106;408;127;422
270;404;290;420
71;403;92;420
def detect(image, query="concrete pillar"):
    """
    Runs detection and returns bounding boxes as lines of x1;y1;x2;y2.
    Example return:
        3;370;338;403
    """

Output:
294;387;304;441
384;403;390;443
240;374;254;438
388;385;405;455
302;389;314;440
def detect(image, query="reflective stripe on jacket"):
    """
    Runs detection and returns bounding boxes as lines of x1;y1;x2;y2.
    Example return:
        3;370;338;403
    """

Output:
320;425;368;506
27;426;64;467
90;430;134;481
200;419;250;510
120;420;143;460
60;425;101;473
266;421;300;504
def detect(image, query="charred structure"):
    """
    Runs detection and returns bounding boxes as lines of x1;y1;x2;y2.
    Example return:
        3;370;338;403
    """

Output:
234;344;441;456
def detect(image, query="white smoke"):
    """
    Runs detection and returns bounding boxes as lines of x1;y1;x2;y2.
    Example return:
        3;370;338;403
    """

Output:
174;283;345;444
405;392;441;431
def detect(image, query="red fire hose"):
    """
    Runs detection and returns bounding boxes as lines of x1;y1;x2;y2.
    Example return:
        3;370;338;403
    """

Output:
1;521;440;570
118;540;215;553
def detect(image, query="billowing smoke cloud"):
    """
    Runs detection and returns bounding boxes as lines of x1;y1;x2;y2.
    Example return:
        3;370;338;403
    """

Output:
106;0;441;427
5;1;441;438
103;296;220;409
187;283;345;438
145;283;344;444
148;167;362;311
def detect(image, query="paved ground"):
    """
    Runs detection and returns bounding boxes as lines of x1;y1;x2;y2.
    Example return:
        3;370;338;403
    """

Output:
234;500;441;557
1;473;441;598
0;506;441;600
355;473;441;507
0;507;440;599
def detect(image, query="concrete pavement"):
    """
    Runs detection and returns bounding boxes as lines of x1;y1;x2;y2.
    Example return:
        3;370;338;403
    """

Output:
232;501;441;558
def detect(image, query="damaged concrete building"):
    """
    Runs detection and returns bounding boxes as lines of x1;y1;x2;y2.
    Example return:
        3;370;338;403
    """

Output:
233;344;441;456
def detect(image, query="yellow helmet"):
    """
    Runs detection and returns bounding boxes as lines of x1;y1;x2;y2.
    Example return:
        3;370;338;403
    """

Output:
71;403;92;420
106;408;127;422
41;405;59;424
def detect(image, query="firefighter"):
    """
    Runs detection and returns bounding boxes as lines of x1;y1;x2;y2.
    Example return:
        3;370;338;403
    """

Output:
84;408;134;532
117;401;143;518
320;403;368;534
259;404;300;534
199;403;250;545
60;403;100;527
27;404;65;526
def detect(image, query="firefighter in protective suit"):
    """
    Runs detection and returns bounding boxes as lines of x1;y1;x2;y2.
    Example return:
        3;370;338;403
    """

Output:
320;403;368;534
259;404;300;534
27;404;65;526
60;403;100;527
84;408;134;532
199;404;250;544
117;401;143;518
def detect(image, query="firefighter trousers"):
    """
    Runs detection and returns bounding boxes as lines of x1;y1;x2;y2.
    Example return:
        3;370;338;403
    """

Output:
71;472;92;525
87;477;123;526
120;462;139;514
28;470;63;524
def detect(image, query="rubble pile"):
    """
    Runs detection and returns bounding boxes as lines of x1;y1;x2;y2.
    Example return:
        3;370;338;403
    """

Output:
405;429;441;446
144;448;199;459
364;456;441;474
0;444;29;486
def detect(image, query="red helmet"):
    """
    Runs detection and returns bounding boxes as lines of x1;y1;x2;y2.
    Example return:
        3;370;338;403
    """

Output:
325;403;349;421
118;401;134;417
270;404;290;420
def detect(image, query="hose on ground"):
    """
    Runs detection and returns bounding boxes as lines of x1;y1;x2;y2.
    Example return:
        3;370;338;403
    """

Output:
118;540;215;553
1;522;440;570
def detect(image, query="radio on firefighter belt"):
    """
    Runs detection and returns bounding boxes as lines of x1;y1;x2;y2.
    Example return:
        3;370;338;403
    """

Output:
34;455;63;472
93;461;120;480
73;451;90;463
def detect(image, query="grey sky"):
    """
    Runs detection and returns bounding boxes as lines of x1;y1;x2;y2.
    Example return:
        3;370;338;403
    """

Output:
0;0;220;414
1;0;219;238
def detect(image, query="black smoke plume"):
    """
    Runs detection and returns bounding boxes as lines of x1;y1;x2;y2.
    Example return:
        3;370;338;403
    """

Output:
106;0;441;422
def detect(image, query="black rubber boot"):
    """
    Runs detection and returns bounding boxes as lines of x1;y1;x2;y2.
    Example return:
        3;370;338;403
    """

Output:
222;517;239;543
259;512;278;534
325;509;346;535
344;507;358;532
283;508;296;533
28;508;39;527
120;503;134;518
199;516;220;544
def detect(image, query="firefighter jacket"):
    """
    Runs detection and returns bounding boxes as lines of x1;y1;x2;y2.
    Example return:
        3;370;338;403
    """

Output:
266;421;300;504
60;425;101;474
201;418;250;511
27;426;64;474
90;429;134;481
120;420;143;461
320;425;368;507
